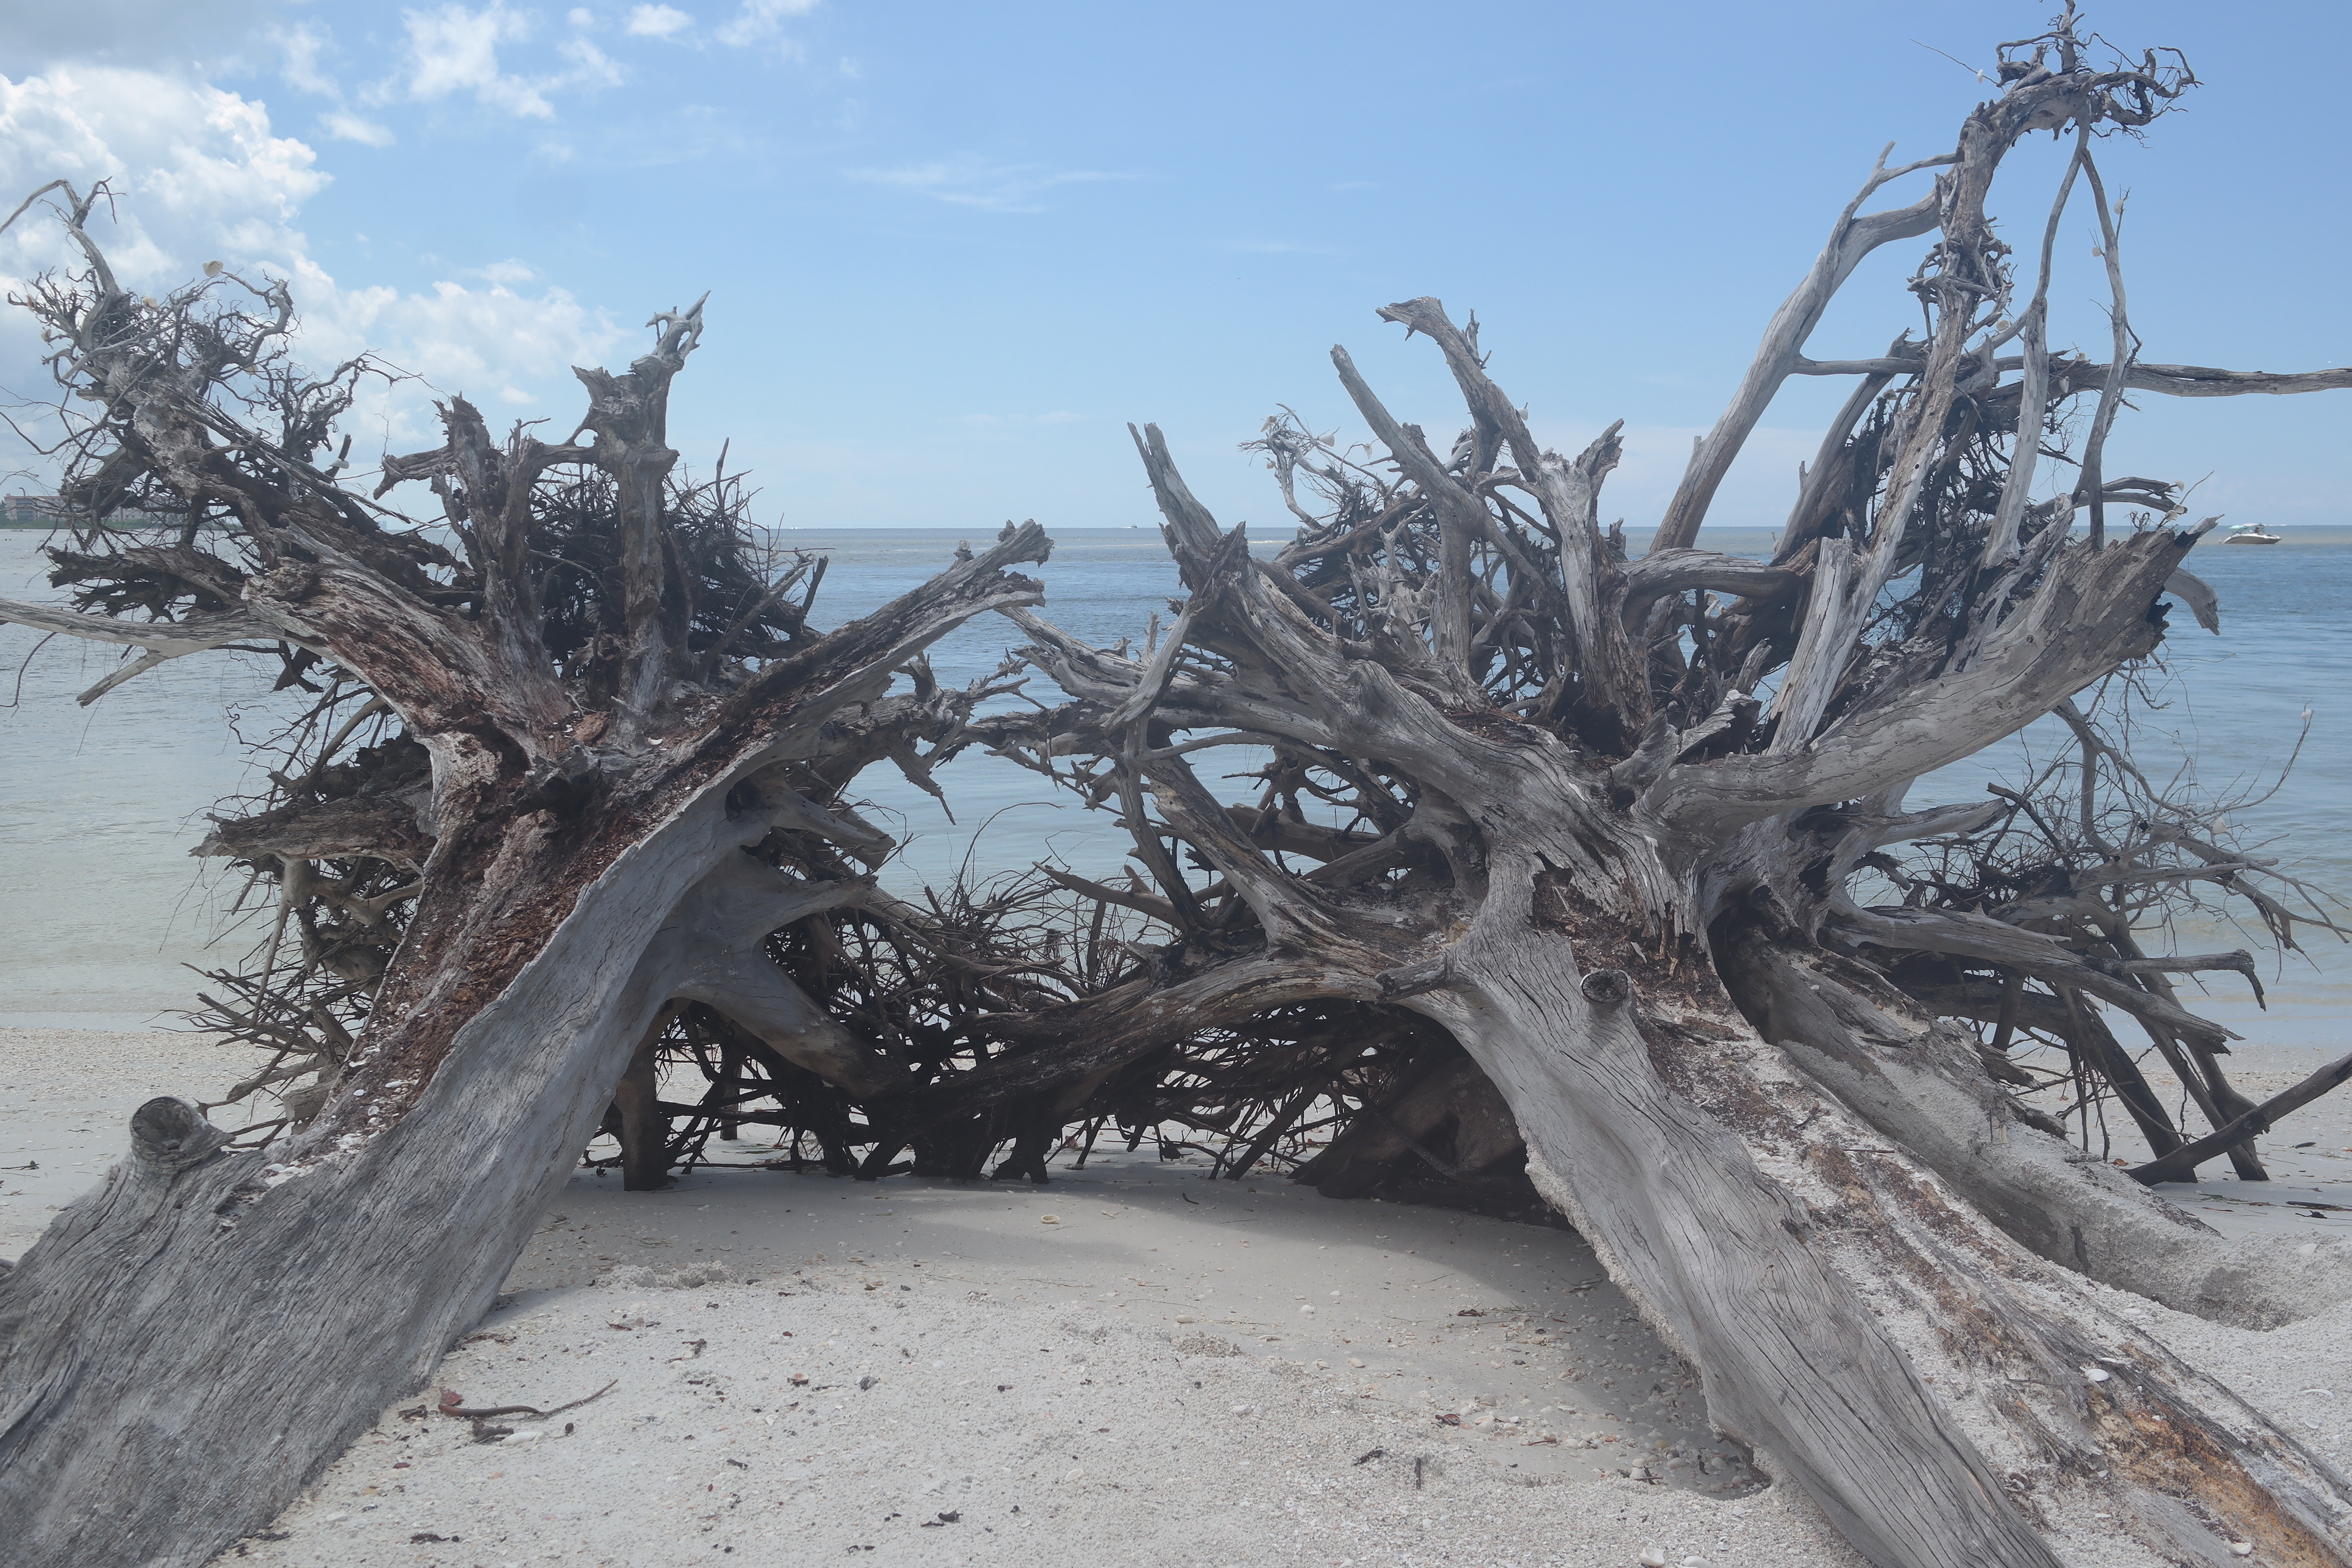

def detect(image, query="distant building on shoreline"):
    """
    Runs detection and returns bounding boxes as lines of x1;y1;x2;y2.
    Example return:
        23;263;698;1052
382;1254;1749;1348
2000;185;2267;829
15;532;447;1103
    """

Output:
0;494;217;530
0;493;59;526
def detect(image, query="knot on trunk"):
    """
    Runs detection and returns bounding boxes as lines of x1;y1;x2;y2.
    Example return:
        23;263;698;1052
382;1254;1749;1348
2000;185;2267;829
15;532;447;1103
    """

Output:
129;1097;231;1174
1376;955;1453;1000
1580;968;1634;1007
521;743;603;814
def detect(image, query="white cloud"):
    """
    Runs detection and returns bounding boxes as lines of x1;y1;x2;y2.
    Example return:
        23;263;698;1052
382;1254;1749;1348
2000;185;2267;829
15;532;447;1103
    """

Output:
849;155;1127;214
385;3;628;120
0;68;626;468
557;37;625;89
336;273;628;448
396;3;553;118
320;109;395;146
272;23;398;147
278;23;339;98
0;67;326;292
625;5;695;38
332;276;624;430
567;6;597;26
716;0;819;49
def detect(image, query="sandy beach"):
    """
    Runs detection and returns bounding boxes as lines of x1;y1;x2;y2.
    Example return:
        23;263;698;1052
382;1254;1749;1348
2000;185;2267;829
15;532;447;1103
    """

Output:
4;1026;2349;1568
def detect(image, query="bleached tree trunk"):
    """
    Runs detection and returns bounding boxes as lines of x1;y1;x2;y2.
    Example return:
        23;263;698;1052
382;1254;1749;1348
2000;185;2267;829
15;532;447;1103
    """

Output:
0;182;1050;1568
0;537;1045;1568
931;26;2352;1553
967;425;2352;1565
9;15;2352;1566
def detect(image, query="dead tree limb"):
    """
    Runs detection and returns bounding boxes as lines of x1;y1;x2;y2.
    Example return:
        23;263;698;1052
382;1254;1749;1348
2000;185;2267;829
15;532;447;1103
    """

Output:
2129;1053;2352;1187
0;182;1048;1568
887;19;2351;1563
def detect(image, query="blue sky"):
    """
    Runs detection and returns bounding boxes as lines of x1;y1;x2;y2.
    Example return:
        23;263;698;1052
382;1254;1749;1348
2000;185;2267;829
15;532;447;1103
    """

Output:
1;1;2345;536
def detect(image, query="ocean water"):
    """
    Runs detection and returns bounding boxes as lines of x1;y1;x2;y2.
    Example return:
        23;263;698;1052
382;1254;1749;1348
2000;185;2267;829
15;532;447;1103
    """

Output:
1;524;2345;1050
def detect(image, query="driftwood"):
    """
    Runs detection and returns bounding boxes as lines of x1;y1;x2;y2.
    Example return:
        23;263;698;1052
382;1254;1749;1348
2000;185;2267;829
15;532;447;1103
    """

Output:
7;12;2352;1567
802;17;2350;1565
0;184;1047;1566
2131;1053;2352;1187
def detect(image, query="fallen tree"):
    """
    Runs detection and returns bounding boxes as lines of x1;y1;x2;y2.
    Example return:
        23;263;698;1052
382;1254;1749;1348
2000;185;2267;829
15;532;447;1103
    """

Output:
0;184;1048;1565
7;9;2352;1567
710;16;2352;1566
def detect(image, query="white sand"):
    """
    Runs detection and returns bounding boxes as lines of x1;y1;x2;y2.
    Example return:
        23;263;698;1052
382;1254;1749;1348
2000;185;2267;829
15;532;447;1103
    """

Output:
4;1026;2349;1568
0;1024;259;1251
2100;1044;2352;1239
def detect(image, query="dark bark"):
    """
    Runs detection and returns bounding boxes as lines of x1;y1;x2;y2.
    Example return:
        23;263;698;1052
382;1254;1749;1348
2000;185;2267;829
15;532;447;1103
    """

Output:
2132;1053;2352;1186
614;1023;671;1191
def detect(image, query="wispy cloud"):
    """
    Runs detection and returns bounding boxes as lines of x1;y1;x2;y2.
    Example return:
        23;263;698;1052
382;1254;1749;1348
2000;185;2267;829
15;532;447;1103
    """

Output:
849;155;1127;214
717;0;821;49
279;23;339;97
380;3;625;121
625;4;695;39
468;259;540;285
397;3;548;116
275;23;397;145
559;37;626;89
321;109;396;147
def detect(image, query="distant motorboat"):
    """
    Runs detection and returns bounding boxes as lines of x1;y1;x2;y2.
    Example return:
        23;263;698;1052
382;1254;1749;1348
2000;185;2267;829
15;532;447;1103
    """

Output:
2222;523;2283;545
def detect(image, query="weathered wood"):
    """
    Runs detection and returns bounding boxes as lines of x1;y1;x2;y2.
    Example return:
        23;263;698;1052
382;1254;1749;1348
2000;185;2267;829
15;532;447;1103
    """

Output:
2131;1052;2352;1186
980;428;2349;1560
9;20;2352;1566
0;537;1046;1565
614;1018;671;1190
952;30;2352;1539
0;184;1054;1566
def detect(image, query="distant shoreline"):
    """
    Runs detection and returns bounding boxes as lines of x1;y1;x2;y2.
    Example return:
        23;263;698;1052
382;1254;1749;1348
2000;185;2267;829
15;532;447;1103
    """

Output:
0;521;233;532
11;521;2345;535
